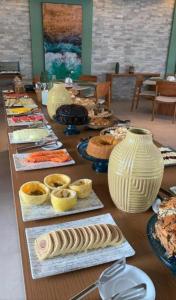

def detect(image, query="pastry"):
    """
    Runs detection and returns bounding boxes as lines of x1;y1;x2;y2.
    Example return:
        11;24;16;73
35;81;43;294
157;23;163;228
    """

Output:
100;126;128;140
89;117;111;127
19;181;49;206
154;196;176;256
155;215;176;256
158;197;176;218
50;188;77;212
86;135;119;159
44;174;71;191
35;223;124;260
69;179;92;198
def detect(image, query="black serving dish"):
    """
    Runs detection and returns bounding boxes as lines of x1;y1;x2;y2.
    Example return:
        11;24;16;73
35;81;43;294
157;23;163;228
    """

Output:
147;214;176;275
77;139;108;173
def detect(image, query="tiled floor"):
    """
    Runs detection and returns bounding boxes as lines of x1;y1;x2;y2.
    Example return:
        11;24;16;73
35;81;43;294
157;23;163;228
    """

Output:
0;98;176;300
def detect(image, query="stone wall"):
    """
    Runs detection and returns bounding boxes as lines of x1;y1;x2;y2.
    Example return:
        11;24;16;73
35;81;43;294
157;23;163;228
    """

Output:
92;0;174;75
0;0;175;99
0;0;31;79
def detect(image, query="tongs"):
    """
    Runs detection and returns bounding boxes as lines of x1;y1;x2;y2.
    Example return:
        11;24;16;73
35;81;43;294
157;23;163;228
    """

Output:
111;283;147;300
70;257;126;300
16;138;58;153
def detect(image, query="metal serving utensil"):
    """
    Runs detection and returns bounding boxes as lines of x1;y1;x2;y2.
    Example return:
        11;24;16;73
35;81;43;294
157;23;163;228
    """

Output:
111;283;147;300
16;138;58;153
69;257;126;300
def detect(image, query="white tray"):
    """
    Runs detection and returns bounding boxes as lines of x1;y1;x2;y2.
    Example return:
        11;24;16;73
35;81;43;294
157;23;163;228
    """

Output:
25;213;135;279
13;149;75;171
159;147;176;166
8;130;57;144
20;190;104;222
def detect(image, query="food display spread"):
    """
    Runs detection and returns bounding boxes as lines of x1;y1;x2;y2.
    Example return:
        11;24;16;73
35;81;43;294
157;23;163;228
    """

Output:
3;88;176;299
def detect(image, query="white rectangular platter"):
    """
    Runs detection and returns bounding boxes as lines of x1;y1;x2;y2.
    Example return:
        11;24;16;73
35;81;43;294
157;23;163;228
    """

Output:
13;149;75;171
7;114;48;127
25;213;135;279
8;130;57;144
159;147;176;166
20;190;104;222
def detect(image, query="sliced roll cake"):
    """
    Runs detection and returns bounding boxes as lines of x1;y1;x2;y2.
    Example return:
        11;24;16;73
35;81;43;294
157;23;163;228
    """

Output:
35;223;124;260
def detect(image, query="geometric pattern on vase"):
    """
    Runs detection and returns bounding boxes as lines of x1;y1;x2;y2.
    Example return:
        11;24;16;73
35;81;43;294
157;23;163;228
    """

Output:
108;128;164;213
47;83;72;120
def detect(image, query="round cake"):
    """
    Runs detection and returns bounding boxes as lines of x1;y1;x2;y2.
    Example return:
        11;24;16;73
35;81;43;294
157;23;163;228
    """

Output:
87;135;119;159
55;104;89;125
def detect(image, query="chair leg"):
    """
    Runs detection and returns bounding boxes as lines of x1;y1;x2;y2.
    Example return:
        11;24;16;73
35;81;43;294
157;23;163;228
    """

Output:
130;95;136;111
135;93;140;109
173;103;176;123
152;100;157;121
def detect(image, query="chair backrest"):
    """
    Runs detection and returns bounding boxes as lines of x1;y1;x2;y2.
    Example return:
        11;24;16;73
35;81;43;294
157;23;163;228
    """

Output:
156;80;176;97
95;81;111;108
79;74;97;82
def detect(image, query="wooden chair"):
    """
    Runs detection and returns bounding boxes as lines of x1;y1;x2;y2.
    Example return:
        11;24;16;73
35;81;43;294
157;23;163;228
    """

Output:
79;74;97;82
131;75;156;111
95;81;111;108
79;75;97;97
152;80;176;123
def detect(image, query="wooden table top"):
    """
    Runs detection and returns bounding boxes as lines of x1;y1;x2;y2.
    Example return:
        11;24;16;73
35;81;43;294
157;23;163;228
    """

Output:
4;97;176;300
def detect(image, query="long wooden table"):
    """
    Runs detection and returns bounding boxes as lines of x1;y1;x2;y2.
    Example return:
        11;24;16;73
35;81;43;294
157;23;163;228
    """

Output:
4;96;176;300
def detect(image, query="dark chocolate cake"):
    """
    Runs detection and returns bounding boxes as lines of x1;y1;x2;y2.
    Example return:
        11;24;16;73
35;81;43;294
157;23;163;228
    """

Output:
55;104;89;125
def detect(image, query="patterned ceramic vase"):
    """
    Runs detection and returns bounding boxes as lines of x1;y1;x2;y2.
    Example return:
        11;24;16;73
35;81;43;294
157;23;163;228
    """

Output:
47;83;72;120
108;128;164;213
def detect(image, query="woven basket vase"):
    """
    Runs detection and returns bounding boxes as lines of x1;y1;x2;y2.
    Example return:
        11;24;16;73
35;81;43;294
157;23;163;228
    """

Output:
47;83;72;120
108;128;164;213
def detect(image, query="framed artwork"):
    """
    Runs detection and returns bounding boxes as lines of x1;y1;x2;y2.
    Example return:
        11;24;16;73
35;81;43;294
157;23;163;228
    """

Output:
42;3;82;80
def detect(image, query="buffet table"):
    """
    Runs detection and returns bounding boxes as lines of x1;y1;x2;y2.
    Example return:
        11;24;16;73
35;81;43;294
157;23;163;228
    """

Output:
4;94;176;300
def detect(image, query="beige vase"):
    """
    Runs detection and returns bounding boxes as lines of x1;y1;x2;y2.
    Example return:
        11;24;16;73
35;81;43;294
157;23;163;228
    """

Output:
47;83;72;120
108;128;164;213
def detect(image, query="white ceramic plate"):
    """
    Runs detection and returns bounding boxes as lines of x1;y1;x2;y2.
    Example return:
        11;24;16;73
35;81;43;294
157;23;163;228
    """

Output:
19;190;104;222
13;149;75;171
41;141;63;150
99;264;155;300
170;186;176;195
25;213;135;279
152;197;162;214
